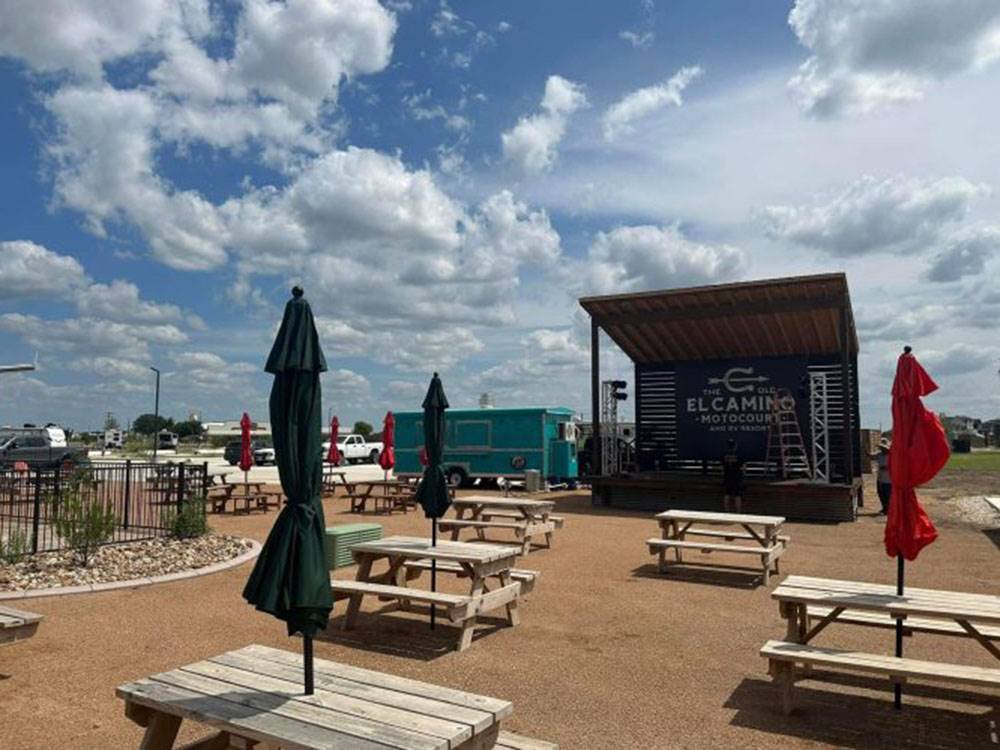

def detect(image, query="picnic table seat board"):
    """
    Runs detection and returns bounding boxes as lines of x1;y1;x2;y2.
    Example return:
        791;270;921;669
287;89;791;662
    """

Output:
494;731;558;749
650;510;787;585
325;523;383;570
761;639;1000;715
337;536;525;652
402;560;540;595
116;644;514;749
0;604;42;646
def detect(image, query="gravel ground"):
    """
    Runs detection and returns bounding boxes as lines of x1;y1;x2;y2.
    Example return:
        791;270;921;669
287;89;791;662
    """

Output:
1;474;998;749
0;535;254;591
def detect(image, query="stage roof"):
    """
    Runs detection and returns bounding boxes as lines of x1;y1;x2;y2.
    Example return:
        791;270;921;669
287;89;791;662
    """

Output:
579;273;857;364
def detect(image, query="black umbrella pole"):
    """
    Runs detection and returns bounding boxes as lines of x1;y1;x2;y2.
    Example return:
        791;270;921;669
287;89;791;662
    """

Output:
304;635;314;695
894;554;904;710
431;521;437;630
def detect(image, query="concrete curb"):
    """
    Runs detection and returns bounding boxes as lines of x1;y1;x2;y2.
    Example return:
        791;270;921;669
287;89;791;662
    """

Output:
0;539;261;602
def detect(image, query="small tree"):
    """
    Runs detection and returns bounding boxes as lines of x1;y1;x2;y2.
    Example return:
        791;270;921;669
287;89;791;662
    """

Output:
174;419;204;440
353;420;373;438
53;474;118;566
162;497;209;539
133;413;171;435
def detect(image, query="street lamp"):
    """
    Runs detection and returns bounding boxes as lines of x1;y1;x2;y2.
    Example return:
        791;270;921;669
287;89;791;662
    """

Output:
150;366;161;463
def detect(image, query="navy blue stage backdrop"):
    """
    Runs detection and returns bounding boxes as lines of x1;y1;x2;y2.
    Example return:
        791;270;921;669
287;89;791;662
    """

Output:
673;356;810;460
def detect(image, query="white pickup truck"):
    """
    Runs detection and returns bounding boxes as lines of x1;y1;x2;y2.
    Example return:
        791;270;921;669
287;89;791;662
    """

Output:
322;434;384;464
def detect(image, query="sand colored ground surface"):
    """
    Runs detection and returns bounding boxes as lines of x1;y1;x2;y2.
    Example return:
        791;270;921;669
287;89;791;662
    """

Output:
2;474;999;749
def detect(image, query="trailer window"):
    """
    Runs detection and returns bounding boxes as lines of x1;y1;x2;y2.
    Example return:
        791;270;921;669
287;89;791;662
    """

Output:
453;421;490;449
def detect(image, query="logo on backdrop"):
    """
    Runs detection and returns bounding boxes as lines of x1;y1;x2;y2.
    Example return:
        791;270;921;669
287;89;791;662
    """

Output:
672;356;809;460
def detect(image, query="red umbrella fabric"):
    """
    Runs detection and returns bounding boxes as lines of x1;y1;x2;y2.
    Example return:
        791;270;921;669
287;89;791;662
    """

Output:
378;411;395;471
239;412;254;473
326;416;341;465
884;349;949;561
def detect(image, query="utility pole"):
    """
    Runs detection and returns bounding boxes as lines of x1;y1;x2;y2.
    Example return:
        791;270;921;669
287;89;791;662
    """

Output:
150;367;161;463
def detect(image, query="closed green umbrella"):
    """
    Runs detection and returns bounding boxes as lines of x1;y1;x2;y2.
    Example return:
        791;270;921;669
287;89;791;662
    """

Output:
414;372;451;629
243;286;331;695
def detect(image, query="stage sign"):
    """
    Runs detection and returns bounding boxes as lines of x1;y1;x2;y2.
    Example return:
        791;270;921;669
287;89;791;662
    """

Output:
674;356;810;460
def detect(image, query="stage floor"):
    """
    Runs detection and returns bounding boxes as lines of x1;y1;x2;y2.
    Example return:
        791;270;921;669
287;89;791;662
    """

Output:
587;472;862;522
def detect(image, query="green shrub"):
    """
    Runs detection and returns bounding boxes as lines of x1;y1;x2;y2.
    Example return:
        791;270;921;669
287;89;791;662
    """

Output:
162;496;209;539
0;526;29;564
53;478;118;566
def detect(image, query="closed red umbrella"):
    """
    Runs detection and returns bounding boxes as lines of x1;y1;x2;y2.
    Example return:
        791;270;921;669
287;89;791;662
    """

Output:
239;412;254;498
326;416;341;466
884;346;949;709
378;411;395;476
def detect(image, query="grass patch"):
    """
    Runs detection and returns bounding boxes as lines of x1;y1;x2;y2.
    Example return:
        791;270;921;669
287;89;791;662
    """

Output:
944;451;1000;471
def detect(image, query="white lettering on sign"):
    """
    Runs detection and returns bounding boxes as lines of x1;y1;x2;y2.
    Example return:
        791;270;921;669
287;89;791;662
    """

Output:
683;366;785;435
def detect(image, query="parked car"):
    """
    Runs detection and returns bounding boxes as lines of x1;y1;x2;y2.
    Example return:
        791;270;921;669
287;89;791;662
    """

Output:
253;445;276;465
224;440;258;465
321;434;383;464
0;425;90;469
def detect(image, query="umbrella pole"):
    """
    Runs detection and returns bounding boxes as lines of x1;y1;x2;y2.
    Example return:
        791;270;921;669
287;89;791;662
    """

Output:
894;554;904;710
431;520;437;630
304;635;314;695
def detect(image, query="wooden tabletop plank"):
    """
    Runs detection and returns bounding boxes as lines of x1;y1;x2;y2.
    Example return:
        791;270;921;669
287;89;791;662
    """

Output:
0;605;43;628
773;585;1000;624
453;497;555;510
780;576;1000;607
117;679;392;750
149;668;445;750
655;509;785;526
350;536;519;565
243;645;513;719
211;651;495;733
179;659;469;746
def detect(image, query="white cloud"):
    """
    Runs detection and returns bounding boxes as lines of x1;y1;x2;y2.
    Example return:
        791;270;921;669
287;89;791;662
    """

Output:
602;66;702;141
619;31;654;49
501;76;588;174
430;1;466;37
581;224;745;295
758;175;989;256
324;368;371;394
0;240;86;298
75;280;189;325
925;224;1000;282
403;90;471;132
171;350;258;390
902;343;994;378
788;0;1000;116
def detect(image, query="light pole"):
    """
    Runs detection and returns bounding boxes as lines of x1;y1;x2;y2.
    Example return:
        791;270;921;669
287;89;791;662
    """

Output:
150;367;161;463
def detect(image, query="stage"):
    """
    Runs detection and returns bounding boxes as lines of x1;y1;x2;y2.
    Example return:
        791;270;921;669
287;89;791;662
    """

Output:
587;472;862;522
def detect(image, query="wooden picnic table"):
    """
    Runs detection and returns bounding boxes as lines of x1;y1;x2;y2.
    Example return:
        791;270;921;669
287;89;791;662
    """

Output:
344;479;413;514
648;509;788;585
439;496;562;554
0;604;42;647
222;478;282;512
774;575;1000;657
335;535;524;652
116;643;514;749
322;468;350;495
763;575;1000;713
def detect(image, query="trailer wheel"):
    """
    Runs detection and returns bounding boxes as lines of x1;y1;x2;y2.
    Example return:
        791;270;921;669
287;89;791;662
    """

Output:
445;467;467;488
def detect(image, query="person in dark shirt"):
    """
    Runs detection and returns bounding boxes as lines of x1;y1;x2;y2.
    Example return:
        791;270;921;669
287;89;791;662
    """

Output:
722;438;744;513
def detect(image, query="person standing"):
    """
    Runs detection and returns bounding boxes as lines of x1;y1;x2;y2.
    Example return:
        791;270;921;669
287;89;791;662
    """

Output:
872;439;892;515
722;438;744;513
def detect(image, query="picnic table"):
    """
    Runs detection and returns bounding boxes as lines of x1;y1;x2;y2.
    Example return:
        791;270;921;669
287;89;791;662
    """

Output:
0;604;42;647
222;478;281;513
333;535;527;652
116;643;520;749
322;468;350;495
438;496;563;554
763;575;1000;713
647;510;788;585
344;479;413;514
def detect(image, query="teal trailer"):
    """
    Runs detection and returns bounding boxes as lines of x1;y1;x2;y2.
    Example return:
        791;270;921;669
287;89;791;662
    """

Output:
394;407;579;487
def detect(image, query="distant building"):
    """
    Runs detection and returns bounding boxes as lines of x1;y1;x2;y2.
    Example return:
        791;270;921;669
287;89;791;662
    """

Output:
203;420;272;438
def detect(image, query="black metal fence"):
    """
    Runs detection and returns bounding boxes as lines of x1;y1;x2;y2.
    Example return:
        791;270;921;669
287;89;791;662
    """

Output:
0;461;209;557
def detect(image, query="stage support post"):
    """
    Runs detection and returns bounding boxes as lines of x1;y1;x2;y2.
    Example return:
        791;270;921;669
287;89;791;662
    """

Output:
839;302;854;483
591;319;602;494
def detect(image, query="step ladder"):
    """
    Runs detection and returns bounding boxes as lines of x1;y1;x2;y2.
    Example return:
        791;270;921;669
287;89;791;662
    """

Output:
764;388;811;478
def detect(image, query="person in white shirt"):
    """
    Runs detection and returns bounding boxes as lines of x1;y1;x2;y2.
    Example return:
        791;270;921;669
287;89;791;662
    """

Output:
871;440;891;515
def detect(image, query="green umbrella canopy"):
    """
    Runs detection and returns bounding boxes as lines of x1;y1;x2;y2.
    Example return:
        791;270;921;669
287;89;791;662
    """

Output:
243;287;332;637
415;372;452;519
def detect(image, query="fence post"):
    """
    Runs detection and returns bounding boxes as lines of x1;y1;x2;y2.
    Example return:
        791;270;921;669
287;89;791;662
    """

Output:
177;462;186;514
31;469;41;554
123;459;132;530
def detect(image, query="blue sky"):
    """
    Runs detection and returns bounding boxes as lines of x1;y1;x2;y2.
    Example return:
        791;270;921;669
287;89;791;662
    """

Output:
2;0;1000;431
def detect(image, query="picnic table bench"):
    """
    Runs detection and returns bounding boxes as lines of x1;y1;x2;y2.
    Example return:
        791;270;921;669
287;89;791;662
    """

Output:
344;480;414;514
0;604;42;647
438;497;562;555
764;575;1000;713
333;536;526;652
647;510;787;585
117;643;560;749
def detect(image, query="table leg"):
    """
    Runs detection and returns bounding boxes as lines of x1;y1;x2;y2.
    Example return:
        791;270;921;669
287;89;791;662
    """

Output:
458;576;486;652
137;710;181;750
451;506;466;541
498;570;520;626
344;556;374;630
780;601;802;642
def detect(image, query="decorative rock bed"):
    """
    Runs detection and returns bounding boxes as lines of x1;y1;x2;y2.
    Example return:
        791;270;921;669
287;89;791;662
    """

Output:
0;535;256;593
